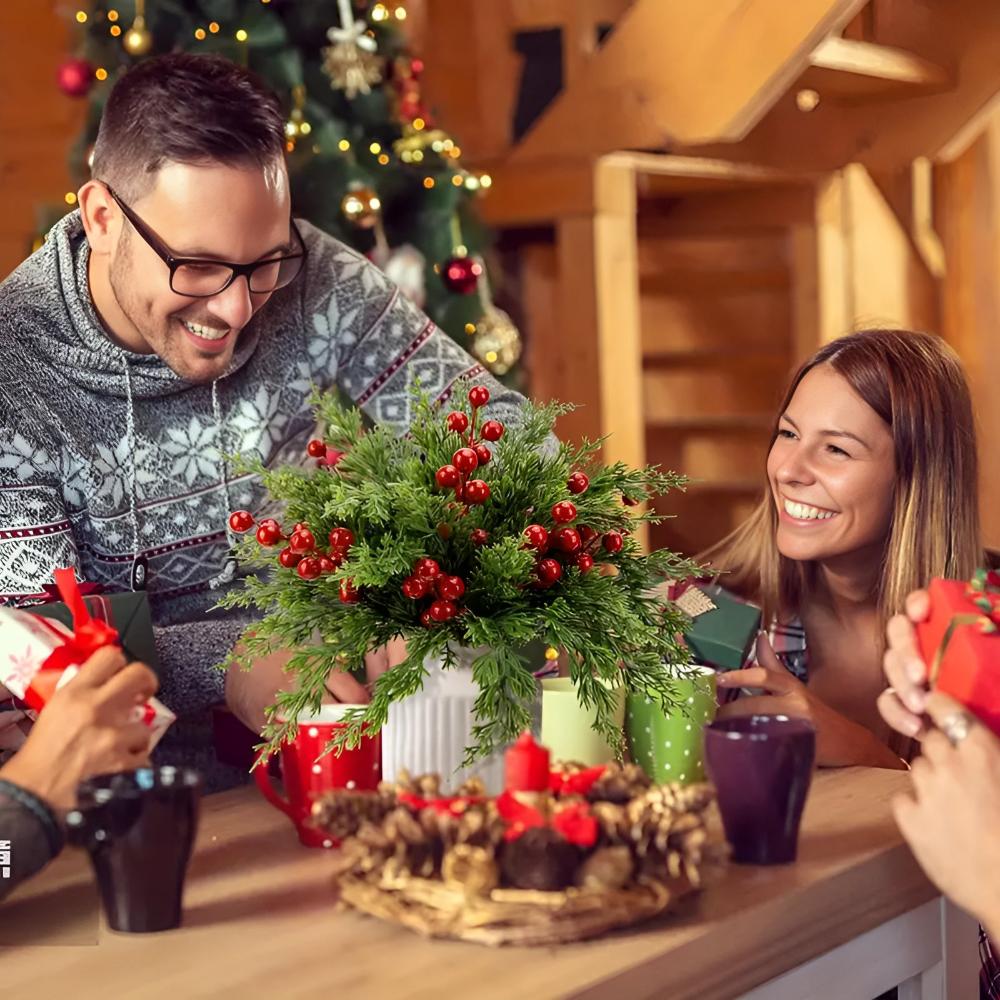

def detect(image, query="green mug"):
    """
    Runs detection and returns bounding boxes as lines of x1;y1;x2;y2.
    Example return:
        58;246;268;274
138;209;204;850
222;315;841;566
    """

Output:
540;677;625;766
626;665;717;783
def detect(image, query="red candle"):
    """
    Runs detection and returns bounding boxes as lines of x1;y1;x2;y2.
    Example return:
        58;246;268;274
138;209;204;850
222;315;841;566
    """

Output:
505;731;551;792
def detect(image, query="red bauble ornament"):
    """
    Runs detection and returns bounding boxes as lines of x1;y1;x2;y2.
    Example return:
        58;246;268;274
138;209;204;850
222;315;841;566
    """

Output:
414;557;441;581
446;411;469;433
58;58;94;98
552;501;578;524
567;472;590;495
524;524;549;550
339;579;359;604
289;528;316;553
576;552;595;573
296;557;321;580
579;525;598;546
553;527;582;553
442;255;483;295
402;576;429;600
278;547;301;568
228;510;254;533
318;555;337;574
429;599;458;622
256;523;283;547
471;528;489;545
474;444;491;466
436;575;466;601
306;439;326;458
536;558;563;586
436;464;460;488
468;386;491;409
453;448;478;473
328;527;354;549
603;531;624;553
481;420;504;442
464;480;490;505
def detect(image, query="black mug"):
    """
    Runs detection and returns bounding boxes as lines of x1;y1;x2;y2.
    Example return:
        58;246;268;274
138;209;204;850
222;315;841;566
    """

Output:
66;767;202;933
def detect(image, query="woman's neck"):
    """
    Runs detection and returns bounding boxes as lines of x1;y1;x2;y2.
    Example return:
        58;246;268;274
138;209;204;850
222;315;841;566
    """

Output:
814;544;883;621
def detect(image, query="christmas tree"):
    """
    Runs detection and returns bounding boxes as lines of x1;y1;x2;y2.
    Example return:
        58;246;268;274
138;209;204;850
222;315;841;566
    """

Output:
46;0;522;381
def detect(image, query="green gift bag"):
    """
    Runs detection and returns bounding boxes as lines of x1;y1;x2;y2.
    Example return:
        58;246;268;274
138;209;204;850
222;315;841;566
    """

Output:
540;677;625;766
679;583;760;671
626;665;717;784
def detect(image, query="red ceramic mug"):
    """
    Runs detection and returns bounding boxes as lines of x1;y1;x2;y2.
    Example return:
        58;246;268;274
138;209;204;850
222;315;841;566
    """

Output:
254;704;381;847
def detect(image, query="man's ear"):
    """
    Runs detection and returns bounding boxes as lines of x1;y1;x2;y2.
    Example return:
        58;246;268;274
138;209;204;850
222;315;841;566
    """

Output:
78;180;118;255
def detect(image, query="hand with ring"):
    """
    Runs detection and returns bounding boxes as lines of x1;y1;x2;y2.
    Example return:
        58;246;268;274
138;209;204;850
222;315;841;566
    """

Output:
878;589;932;739
892;692;1000;941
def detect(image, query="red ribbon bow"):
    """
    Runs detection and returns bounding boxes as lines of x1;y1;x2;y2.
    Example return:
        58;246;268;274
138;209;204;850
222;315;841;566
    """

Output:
23;568;120;711
548;764;607;798
495;791;598;847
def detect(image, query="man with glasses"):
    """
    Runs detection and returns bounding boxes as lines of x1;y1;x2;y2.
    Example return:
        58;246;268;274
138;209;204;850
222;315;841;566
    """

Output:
0;53;527;788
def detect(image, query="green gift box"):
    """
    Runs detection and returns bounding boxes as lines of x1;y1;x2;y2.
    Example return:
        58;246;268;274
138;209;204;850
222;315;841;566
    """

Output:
626;666;717;784
678;583;760;671
31;591;161;675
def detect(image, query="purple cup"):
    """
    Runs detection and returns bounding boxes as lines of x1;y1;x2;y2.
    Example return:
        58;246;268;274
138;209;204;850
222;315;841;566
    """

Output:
704;715;816;865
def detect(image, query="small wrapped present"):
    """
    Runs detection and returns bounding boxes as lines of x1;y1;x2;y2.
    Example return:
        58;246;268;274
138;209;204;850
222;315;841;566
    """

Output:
675;582;761;671
0;568;174;750
916;570;1000;736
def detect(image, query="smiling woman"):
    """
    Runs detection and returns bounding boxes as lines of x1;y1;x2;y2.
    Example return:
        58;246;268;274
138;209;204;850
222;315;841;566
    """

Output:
701;329;982;768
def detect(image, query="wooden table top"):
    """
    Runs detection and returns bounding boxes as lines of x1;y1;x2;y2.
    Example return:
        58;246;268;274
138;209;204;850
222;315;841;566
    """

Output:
0;767;934;1000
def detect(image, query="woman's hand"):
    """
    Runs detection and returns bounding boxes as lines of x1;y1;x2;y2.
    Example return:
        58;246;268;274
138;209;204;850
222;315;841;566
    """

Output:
878;589;931;740
893;693;1000;939
716;633;905;769
0;647;158;811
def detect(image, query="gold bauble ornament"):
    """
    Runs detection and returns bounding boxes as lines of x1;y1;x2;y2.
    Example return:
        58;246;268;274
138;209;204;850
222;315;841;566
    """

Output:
340;186;382;229
471;308;522;376
123;16;154;56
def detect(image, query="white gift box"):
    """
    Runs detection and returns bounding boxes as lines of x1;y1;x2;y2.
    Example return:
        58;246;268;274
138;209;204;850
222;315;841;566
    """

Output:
0;606;175;751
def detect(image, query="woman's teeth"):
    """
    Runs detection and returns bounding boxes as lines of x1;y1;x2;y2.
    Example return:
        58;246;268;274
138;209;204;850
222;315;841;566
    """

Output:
784;499;836;520
184;320;228;341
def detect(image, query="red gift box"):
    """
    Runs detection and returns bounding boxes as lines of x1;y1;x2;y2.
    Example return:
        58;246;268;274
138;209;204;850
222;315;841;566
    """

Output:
916;573;1000;736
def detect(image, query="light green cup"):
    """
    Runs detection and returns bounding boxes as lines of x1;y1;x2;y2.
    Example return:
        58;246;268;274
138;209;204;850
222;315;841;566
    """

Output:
540;677;626;766
626;665;717;784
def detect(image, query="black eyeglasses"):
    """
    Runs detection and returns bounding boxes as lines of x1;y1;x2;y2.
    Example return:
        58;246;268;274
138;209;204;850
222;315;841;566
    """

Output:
102;183;307;298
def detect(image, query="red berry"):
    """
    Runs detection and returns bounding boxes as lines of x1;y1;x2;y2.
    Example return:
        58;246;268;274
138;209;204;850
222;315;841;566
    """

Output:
436;464;460;488
402;576;428;600
524;524;549;550
603;531;624;553
437;522;453;540
296;557;321;580
339;579;359;604
576;552;595;573
328;527;354;550
256;523;283;547
293;522;310;532
320;447;344;469
278;547;301;568
421;610;434;628
289;529;316;553
228;510;254;533
553;527;582;553
551;501;578;524
567;472;590;495
259;517;279;530
471;528;489;545
429;599;458;622
446;411;469;433
306;439;326;458
327;548;346;567
536;558;563;586
622;495;639;507
436;575;466;601
481;420;504;442
579;525;598;545
318;555;336;574
464;479;490;504
468;386;490;408
474;444;492;465
414;558;441;581
453;447;478;473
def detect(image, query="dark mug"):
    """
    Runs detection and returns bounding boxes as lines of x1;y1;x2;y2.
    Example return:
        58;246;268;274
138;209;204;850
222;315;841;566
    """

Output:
703;715;816;864
66;766;201;933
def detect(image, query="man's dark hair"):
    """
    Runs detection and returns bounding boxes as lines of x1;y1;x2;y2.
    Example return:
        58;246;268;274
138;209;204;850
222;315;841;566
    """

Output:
91;52;285;200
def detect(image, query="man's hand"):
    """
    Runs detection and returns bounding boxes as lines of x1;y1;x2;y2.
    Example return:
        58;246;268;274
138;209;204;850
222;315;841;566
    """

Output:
878;589;931;739
0;647;157;811
893;693;1000;939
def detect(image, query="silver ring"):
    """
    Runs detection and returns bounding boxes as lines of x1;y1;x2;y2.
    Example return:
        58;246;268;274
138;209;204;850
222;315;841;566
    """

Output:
939;710;974;747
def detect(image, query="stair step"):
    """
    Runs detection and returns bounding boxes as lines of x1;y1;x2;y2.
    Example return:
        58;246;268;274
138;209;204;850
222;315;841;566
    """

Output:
643;367;786;424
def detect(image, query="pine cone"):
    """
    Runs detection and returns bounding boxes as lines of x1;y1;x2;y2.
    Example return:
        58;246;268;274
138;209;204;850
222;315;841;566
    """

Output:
311;788;396;841
576;846;634;891
587;762;652;803
442;844;500;897
500;827;582;891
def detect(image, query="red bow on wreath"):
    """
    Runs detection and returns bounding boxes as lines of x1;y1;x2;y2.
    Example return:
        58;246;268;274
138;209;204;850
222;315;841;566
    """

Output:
548;764;607;798
495;791;598;847
396;791;485;816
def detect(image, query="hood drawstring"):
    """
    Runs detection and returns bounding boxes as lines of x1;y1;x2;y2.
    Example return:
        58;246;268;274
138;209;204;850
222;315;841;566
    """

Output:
122;358;238;592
